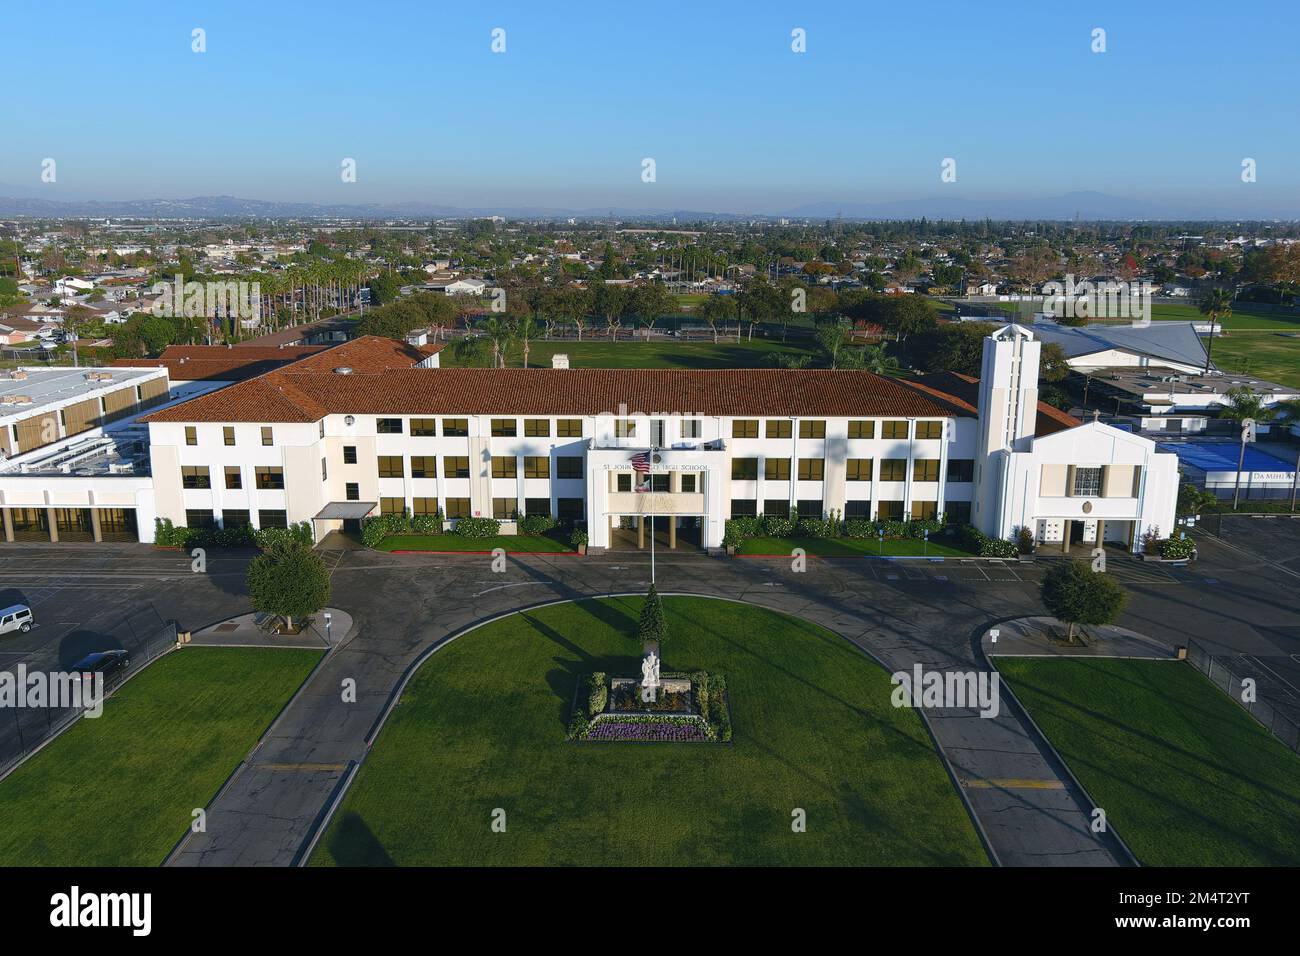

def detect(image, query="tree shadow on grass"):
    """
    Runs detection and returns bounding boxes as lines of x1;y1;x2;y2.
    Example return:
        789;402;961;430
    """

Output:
325;811;395;867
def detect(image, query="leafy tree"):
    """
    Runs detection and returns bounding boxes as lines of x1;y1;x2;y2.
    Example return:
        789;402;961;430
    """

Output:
1040;560;1128;645
815;317;853;368
368;272;400;306
246;540;332;633
1039;342;1070;383
697;294;734;343
913;321;997;375
637;583;667;645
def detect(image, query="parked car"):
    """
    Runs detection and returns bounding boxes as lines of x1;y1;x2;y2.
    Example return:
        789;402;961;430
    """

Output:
70;649;130;677
0;605;34;635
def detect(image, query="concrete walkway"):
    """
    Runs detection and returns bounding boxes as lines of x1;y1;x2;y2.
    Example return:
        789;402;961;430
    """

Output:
984;616;1179;659
168;549;1125;867
187;607;351;649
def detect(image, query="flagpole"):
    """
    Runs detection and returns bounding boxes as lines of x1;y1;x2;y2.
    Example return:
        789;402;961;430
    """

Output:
650;440;656;586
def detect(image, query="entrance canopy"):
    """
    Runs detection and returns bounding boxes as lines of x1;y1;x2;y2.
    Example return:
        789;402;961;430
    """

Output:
314;501;376;521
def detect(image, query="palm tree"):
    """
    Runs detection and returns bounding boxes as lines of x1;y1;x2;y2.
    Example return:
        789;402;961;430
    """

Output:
482;315;513;368
512;313;536;368
1220;386;1276;510
1273;399;1300;511
862;343;901;375
1198;287;1233;374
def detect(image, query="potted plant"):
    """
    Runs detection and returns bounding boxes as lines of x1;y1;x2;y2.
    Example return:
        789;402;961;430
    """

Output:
570;527;588;555
1015;525;1036;562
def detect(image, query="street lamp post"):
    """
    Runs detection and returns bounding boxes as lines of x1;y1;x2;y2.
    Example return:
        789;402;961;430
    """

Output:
1233;418;1255;512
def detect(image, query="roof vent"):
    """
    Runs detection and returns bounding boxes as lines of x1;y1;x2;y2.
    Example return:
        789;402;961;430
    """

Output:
334;366;353;375
551;353;570;369
0;394;32;405
84;370;114;382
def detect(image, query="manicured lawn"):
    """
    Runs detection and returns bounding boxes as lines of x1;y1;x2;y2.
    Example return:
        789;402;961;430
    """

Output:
1151;302;1300;331
0;647;321;867
313;596;986;866
1200;331;1300;388
997;658;1300;866
375;533;573;553
443;339;822;370
737;535;975;557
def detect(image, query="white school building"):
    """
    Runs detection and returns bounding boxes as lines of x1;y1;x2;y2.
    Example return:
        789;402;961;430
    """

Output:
0;326;1179;553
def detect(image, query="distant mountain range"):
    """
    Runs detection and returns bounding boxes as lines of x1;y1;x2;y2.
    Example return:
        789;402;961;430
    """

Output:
0;190;1294;222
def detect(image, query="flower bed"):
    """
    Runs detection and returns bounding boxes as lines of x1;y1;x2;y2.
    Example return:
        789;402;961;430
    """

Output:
583;716;715;742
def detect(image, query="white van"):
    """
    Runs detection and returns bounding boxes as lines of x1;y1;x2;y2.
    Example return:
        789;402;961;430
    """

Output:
0;605;33;635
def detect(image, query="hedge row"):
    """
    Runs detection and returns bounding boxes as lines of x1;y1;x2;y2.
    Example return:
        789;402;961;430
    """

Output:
154;518;313;550
723;511;948;548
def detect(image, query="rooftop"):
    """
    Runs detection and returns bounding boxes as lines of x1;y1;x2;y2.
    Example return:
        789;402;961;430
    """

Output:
0;365;165;420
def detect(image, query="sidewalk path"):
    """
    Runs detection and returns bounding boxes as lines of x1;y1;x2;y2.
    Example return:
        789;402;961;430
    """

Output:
983;616;1178;660
187;608;350;649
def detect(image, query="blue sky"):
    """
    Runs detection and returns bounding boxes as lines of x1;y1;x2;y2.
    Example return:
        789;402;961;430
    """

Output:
1;0;1297;214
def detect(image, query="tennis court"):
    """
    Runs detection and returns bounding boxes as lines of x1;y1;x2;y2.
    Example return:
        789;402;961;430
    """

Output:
1157;440;1293;474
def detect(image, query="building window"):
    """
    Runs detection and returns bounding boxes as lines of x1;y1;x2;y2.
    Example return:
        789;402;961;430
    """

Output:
916;421;943;440
799;420;825;439
847;459;872;481
224;466;242;489
445;456;470;479
650;419;666;447
185;509;216;529
492;456;517;478
181;466;211;489
523;456;549;478
524;497;551;517
680;474;697;493
730;499;757;518
797;499;823;518
184;426;197;446
410;418;436;437
649;474;670;492
848;420;875;439
222;509;251;529
410;456;436;479
444;498;471;519
443;418;469;437
377;418;403;435
913;459;940;482
764;458;791;481
255;466;285;490
681;419;701;439
524;419;550;437
412;497;439;516
261;426;273;446
764;499;790;517
378;456;404;479
345;483;359;501
492;497;516;519
913;500;939;520
766;420;792;439
491;418;517;437
258;510;288;529
556;456;582;479
557;497;584;521
879;459;907;481
732;419;759;439
946;459;974;482
379;498;404;517
320;420;325;439
615;419;636;438
616;473;633;492
731;458;758;480
223;426;235;446
798;458;825;481
343;445;357;464
1073;467;1103;497
321;457;328;481
844;500;870;519
556;419;582;437
877;500;905;521
948;501;972;525
882;420;909;439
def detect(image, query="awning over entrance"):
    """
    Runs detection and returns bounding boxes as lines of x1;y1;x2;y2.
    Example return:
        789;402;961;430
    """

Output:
314;501;376;521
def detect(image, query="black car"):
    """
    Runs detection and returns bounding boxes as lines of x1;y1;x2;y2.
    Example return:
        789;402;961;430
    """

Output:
70;650;130;677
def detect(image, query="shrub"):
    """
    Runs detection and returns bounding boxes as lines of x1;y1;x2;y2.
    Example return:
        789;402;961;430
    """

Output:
246;539;332;632
255;522;313;550
587;672;608;717
958;524;1019;558
1159;535;1197;560
570;527;589;548
453;516;500;538
910;518;945;539
711;673;731;742
761;514;797;538
797;515;838;538
843;518;874;538
724;515;763;543
362;512;408;547
410;512;443;535
518;514;557;536
1140;525;1162;553
638;583;666;645
1014;525;1035;555
692;671;710;723
876;519;909;539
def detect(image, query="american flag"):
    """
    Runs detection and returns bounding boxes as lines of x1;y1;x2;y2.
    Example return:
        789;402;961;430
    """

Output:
629;452;651;473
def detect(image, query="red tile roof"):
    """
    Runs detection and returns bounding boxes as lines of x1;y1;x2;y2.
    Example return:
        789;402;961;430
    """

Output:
142;336;974;424
903;371;1080;437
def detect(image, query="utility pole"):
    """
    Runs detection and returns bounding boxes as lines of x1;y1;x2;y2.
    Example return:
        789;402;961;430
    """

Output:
1233;418;1255;511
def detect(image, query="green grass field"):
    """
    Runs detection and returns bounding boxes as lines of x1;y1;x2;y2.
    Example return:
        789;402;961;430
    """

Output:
1151;302;1300;331
0;647;321;867
375;534;572;553
312;596;986;866
737;535;974;557
443;339;821;370
997;658;1300;866
1201;331;1300;387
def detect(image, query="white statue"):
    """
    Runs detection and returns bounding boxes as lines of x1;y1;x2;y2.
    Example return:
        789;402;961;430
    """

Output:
641;651;660;688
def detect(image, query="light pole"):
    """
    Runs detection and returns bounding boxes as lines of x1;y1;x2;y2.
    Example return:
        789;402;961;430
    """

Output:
923;528;929;557
323;611;332;644
1291;443;1300;513
1233;418;1255;512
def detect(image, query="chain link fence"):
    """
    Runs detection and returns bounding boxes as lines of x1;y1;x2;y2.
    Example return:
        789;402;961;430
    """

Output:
1185;640;1300;754
0;608;178;780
